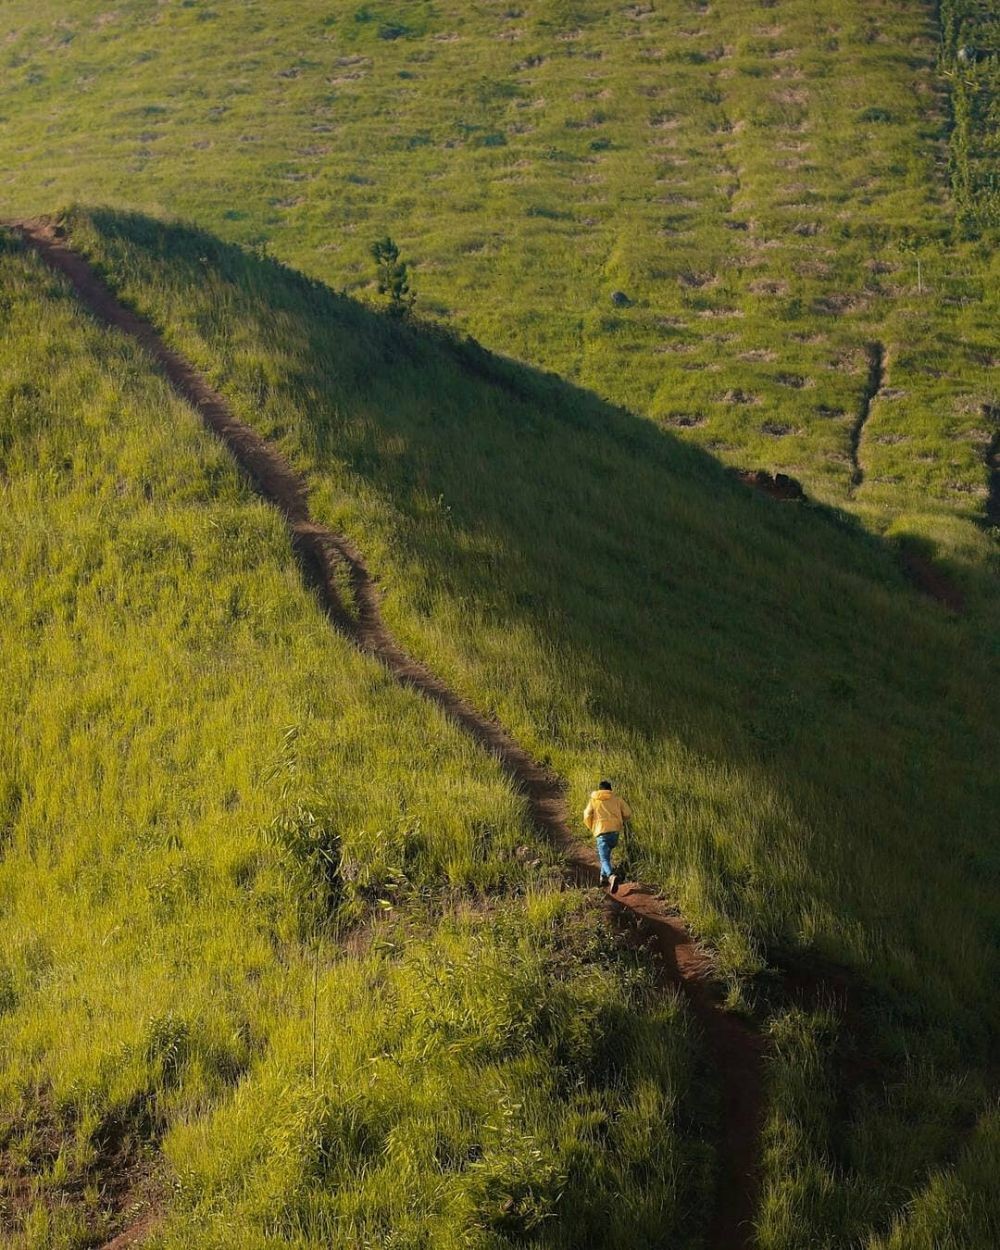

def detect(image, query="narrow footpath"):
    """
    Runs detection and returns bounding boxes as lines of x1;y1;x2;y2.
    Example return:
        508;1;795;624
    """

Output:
10;218;766;1250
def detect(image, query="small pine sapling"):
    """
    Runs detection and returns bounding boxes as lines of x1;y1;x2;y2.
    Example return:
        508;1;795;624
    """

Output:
371;235;416;316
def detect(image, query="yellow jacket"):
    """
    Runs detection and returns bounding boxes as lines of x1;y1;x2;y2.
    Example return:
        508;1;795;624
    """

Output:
583;790;632;836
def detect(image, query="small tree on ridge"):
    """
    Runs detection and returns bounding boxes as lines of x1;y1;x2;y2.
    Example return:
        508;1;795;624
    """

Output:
370;235;415;316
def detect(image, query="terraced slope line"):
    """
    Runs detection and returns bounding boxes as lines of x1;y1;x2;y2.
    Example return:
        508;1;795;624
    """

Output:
10;219;765;1250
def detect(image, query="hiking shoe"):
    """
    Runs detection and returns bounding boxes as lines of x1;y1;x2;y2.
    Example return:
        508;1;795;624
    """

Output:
608;874;619;894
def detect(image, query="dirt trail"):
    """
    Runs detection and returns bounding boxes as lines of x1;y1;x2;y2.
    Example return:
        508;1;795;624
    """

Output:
11;218;765;1250
100;1207;158;1250
849;342;885;492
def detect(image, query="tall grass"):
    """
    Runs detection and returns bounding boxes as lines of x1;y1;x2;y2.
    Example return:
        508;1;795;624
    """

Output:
59;205;1000;1245
160;895;710;1250
939;0;1000;237
70;207;998;998
0;0;997;1240
0;234;710;1247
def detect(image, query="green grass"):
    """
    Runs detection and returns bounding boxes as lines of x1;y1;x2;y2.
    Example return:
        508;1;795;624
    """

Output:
940;0;1000;236
68;204;998;996
0;0;996;553
0;233;711;1248
1;0;998;1244
160;897;707;1250
55;204;1000;1246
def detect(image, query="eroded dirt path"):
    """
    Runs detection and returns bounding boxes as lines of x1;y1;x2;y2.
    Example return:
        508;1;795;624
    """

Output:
11;218;765;1250
850;342;886;492
100;1206;159;1250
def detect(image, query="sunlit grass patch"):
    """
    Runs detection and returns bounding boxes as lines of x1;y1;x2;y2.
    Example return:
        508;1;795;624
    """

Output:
0;0;994;543
0;234;709;1247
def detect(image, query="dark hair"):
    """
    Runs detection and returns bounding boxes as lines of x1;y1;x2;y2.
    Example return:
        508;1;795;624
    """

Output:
599;779;613;790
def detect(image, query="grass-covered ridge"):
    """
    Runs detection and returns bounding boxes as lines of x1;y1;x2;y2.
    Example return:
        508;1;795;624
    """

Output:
57;205;1000;1247
0;230;712;1248
0;0;996;548
69;206;999;1000
1;0;998;1242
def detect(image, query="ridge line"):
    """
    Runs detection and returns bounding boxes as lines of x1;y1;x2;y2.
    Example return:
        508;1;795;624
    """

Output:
8;217;765;1250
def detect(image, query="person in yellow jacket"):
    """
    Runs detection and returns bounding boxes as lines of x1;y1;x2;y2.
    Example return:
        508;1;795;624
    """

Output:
583;780;632;893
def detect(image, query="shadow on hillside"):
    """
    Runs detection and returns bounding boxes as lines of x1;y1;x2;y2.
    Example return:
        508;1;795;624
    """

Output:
57;207;1000;1244
79;209;998;992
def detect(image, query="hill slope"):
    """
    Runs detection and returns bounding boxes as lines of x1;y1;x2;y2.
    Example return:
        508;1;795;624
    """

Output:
0;0;996;548
0;228;713;1250
1;0;998;1245
21;205;997;1248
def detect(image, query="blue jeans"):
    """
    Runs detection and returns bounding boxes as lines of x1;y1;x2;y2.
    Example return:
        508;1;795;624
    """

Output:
596;831;620;879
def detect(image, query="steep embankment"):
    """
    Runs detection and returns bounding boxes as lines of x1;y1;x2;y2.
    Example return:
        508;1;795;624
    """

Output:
12;218;766;1248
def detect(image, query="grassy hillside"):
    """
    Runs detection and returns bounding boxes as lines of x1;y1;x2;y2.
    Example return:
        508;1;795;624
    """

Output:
0;232;712;1249
55;206;1000;1247
0;0;996;550
1;0;998;1245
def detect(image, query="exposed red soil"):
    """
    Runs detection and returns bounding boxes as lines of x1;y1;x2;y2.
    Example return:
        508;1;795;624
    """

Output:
734;468;806;501
10;218;766;1250
100;1200;159;1250
0;1096;159;1250
610;886;765;1247
898;546;965;613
